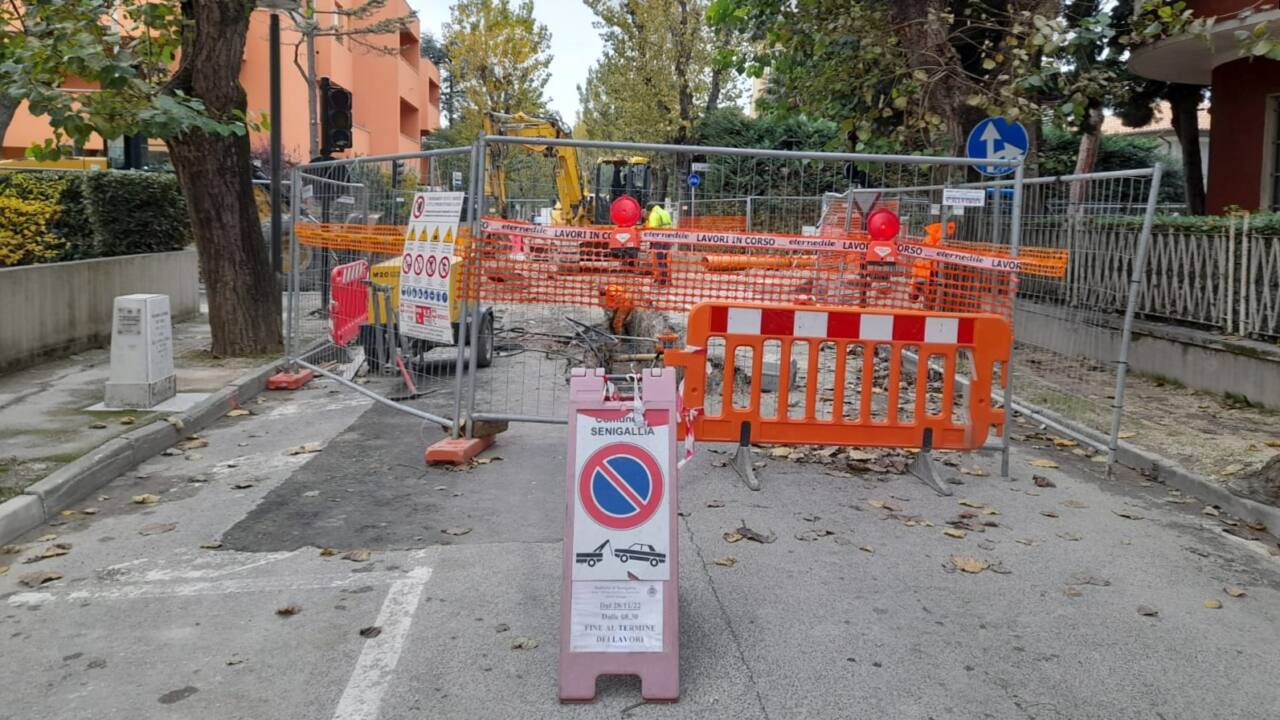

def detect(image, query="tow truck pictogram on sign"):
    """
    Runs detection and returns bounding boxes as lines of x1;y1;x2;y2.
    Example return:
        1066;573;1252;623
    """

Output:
578;444;665;531
575;539;668;568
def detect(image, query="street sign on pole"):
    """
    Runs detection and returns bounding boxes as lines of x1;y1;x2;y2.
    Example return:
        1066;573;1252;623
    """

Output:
966;117;1028;177
687;173;701;188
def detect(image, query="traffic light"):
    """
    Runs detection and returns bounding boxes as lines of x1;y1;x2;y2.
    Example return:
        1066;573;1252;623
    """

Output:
319;77;352;156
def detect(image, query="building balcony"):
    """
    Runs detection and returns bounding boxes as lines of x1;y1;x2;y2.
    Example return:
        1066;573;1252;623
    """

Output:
1129;7;1280;84
397;58;419;105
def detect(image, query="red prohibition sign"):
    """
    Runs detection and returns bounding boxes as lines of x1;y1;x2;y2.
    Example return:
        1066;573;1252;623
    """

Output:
425;254;439;277
401;253;413;274
439;256;451;278
412;195;426;219
578;443;664;531
412;254;424;275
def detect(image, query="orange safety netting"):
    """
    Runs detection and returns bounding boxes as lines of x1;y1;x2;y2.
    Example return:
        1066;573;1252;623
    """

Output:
677;215;748;231
295;223;473;255
461;217;1048;321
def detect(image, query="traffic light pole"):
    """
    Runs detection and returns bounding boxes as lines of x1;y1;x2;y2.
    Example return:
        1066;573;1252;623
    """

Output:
269;11;283;275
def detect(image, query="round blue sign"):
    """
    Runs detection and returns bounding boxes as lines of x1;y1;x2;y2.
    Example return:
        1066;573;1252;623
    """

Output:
687;173;701;188
966;117;1028;177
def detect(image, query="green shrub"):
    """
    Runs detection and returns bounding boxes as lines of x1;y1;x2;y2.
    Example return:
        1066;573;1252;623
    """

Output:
80;171;190;257
0;196;64;266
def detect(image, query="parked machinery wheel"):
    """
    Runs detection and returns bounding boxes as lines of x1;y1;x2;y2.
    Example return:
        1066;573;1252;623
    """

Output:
476;312;495;368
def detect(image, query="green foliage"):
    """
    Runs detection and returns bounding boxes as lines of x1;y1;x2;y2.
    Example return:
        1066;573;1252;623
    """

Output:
696;108;840;151
443;0;553;140
79;172;190;256
0;196;63;266
1144;212;1280;236
1038;128;1186;203
0;171;190;266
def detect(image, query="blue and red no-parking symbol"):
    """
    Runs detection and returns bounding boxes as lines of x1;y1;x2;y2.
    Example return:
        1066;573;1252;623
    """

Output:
579;444;664;531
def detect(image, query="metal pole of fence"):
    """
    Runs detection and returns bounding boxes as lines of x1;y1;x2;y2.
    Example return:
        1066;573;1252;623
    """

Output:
1241;212;1252;337
746;196;753;231
452;144;481;438
1000;161;1026;479
1227;216;1236;333
286;164;301;369
1107;163;1164;465
464;134;487;439
269;11;283;275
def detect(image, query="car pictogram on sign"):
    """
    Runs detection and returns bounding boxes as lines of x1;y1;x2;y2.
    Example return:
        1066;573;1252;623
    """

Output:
578;444;665;531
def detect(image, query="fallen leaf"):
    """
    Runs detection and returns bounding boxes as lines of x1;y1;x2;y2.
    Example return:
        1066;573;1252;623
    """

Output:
1064;586;1083;598
359;626;383;638
713;556;737;567
138;523;177;536
1029;459;1060;469
1113;510;1143;520
1219;464;1245;477
866;499;886;509
735;524;777;544
35;534;57;542
957;499;985;508
24;543;72;563
1203;599;1222;610
161;448;183;457
1052;437;1078;448
770;447;793;458
120;416;136;425
495;623;510;633
722;531;743;543
951;555;988;573
442;527;472;536
706;500;725;508
89;422;108;429
434;485;448;491
1;544;22;554
200;541;223;549
1090;455;1108;464
1225;586;1247;598
859;545;875;554
1202;506;1221;517
847;450;876;461
276;604;302;617
1246;520;1267;531
1062;500;1088;509
1040;511;1060;518
1057;532;1083;542
131;494;160;505
1033;475;1056;488
1137;605;1159;616
959;466;989;477
81;508;99;515
18;571;63;587
981;507;1000;516
232;482;256;490
1015;538;1039;546
0;564;7;575
177;437;209;451
225;658;245;666
988;562;1012;575
510;637;538;650
795;529;836;542
286;442;324;455
1070;574;1111;587
165;416;185;431
185;452;204;461
58;510;77;517
1119;431;1137;439
342;549;371;562
227;409;251;417
1264;439;1280;448
943;528;968;539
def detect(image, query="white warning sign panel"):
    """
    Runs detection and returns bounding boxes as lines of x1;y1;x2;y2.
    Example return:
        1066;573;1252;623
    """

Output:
571;408;671;582
569;581;663;653
399;191;464;344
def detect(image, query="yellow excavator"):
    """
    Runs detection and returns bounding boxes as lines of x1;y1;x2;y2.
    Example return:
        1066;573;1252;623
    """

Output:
482;111;652;225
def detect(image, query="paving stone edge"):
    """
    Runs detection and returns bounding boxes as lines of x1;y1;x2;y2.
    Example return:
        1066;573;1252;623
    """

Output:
0;358;283;545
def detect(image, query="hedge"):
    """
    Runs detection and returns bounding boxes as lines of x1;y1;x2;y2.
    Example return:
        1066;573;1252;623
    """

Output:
0;170;191;267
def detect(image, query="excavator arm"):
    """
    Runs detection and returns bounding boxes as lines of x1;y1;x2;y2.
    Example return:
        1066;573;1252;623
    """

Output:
483;112;588;225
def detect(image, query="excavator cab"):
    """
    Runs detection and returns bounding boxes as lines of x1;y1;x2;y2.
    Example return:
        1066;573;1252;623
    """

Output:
591;157;652;224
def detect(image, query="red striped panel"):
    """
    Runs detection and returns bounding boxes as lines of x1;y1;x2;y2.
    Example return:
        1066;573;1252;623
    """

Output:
892;315;926;342
958;317;975;344
826;312;860;339
760;309;795;336
710;305;728;333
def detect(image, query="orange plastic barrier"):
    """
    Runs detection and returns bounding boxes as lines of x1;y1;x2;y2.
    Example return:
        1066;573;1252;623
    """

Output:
677;215;748;232
664;302;1010;453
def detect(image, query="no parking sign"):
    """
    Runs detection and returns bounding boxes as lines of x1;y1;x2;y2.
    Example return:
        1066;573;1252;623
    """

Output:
561;368;680;703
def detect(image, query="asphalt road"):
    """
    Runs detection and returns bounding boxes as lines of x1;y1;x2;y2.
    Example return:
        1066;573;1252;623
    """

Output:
2;376;1279;720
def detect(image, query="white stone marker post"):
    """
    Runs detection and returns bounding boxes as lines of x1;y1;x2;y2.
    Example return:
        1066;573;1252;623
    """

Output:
104;294;176;409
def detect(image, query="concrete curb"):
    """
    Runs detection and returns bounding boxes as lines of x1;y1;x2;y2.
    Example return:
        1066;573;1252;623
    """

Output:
1010;398;1280;534
0;358;283;545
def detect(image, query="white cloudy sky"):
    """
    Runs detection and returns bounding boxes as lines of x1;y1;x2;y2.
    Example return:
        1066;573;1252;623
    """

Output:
408;0;605;124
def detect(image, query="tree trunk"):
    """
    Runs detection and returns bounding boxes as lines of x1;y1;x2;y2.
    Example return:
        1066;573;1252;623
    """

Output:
0;99;19;154
1168;84;1206;214
1070;105;1104;206
166;0;282;356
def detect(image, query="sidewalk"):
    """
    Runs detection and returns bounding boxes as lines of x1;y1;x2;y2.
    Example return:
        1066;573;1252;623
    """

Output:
0;311;267;505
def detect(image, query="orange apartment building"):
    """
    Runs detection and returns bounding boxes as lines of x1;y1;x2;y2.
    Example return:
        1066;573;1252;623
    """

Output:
2;0;441;164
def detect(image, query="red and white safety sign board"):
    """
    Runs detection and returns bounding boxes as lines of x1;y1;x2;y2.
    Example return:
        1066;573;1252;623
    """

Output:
560;368;680;703
399;191;464;344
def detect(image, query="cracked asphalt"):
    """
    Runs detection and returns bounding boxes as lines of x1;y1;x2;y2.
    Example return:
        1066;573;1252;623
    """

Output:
2;373;1279;720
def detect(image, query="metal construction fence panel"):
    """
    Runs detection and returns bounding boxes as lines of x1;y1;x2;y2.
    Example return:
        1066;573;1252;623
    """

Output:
284;146;476;429
456;136;1036;482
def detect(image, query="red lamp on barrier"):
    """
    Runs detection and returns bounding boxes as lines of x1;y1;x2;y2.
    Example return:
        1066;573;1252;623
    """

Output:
609;195;643;250
865;207;901;263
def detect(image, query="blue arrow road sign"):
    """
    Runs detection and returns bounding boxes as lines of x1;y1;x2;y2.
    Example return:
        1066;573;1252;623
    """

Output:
687;173;701;188
966;117;1028;177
